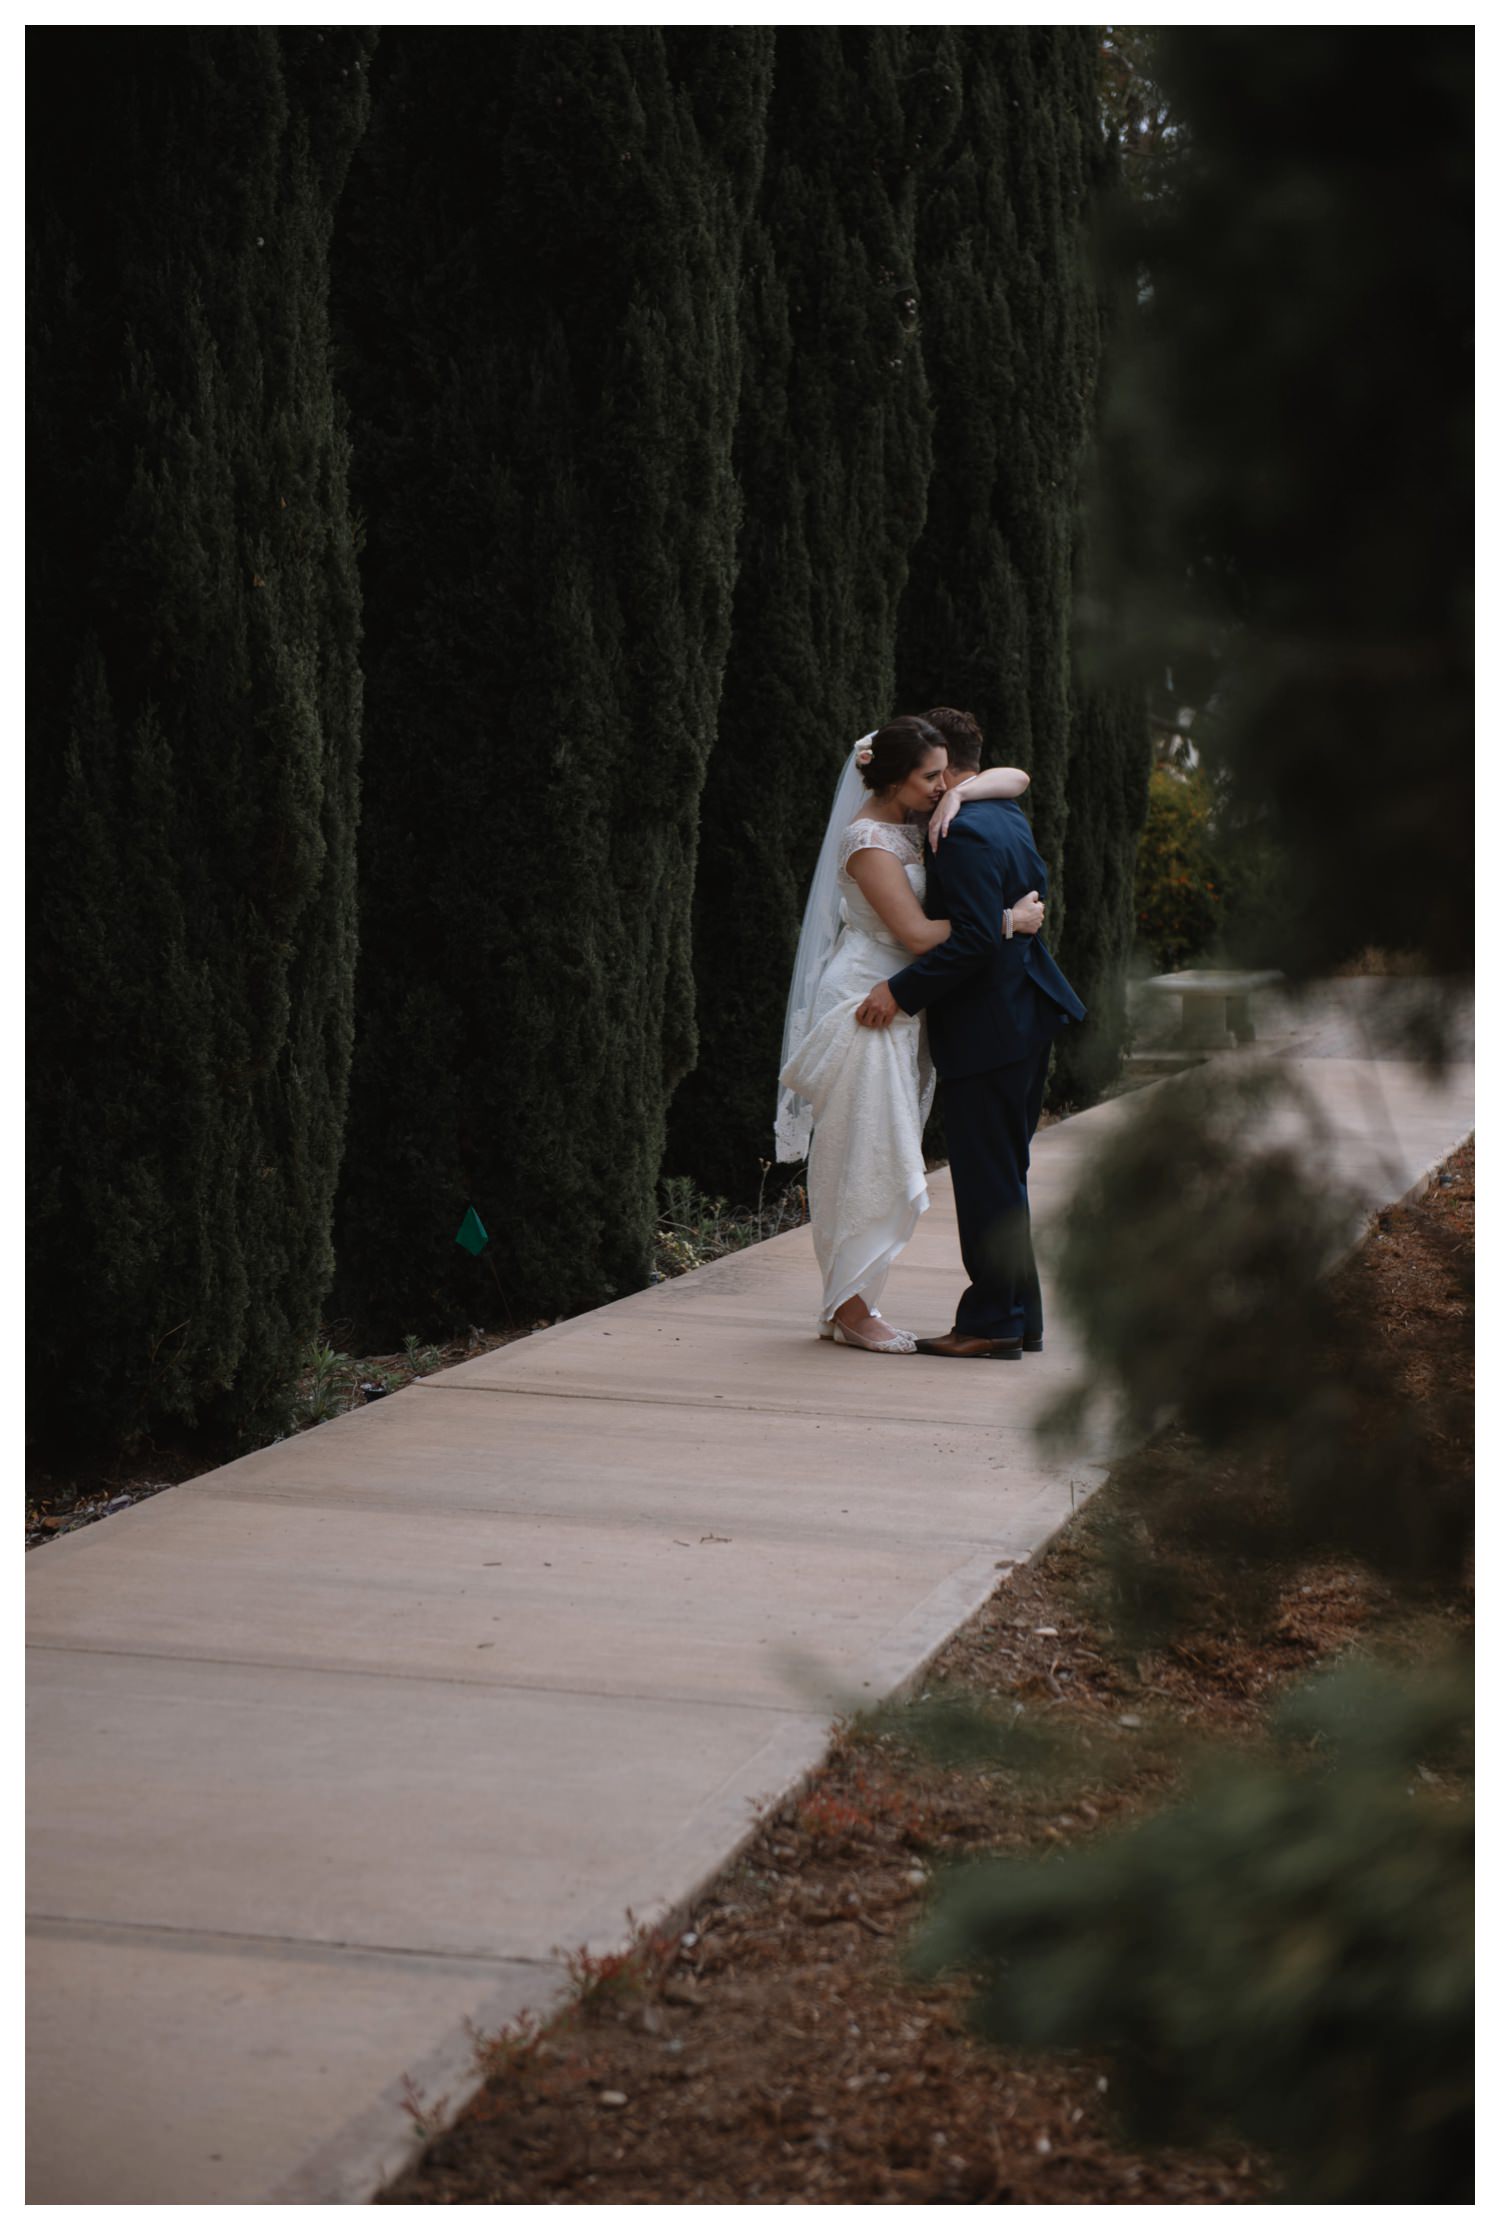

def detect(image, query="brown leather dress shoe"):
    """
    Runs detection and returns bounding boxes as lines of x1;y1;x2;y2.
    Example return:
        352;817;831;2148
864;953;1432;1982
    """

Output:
914;1329;1024;1360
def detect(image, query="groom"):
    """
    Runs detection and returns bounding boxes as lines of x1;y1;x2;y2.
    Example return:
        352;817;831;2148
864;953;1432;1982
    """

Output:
854;706;1085;1359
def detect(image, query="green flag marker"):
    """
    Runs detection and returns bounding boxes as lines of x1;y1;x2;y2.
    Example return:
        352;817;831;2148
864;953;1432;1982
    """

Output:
455;1206;489;1257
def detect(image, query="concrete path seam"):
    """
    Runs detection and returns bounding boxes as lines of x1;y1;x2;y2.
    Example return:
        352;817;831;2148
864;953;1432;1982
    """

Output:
26;1639;837;1714
410;1381;1037;1423
28;1913;560;1969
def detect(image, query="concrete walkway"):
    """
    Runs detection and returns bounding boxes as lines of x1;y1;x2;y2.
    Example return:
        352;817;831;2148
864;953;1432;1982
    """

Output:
27;1041;1472;2203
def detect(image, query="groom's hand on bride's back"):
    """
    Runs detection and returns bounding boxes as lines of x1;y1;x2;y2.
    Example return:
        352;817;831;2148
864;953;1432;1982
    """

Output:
856;981;900;1029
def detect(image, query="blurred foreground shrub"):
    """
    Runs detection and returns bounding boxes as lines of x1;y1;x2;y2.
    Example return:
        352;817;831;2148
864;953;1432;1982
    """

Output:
1094;28;1471;981
916;1654;1473;2205
920;24;1474;2206
1040;1065;1471;1632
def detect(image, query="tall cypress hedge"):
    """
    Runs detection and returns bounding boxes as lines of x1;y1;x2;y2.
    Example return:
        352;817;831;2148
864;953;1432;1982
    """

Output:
1050;118;1150;1108
330;29;772;1343
1049;657;1149;1104
895;27;1100;922
27;29;371;1452
891;28;1149;1108
666;29;960;1201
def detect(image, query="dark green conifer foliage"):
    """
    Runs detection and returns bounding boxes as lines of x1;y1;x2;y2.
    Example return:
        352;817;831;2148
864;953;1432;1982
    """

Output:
331;30;772;1341
890;29;1148;1108
667;29;959;1200
1097;28;1471;978
1050;675;1148;1105
28;29;371;1452
896;28;1101;921
1050;127;1150;1109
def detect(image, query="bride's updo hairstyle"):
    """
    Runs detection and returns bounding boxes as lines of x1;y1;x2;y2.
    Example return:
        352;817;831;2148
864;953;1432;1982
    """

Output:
858;715;947;793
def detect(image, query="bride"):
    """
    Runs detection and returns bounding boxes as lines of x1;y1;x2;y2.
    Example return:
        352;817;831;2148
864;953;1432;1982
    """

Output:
776;712;1042;1352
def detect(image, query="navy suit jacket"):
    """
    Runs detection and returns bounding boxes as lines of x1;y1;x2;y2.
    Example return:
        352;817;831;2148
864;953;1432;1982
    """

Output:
888;797;1085;1080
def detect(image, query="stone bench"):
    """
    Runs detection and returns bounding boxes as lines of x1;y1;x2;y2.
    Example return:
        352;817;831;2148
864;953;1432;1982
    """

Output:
1144;968;1285;1052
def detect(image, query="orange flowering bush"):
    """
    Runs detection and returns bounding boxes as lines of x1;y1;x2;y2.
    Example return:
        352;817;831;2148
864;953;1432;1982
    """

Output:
1134;766;1226;971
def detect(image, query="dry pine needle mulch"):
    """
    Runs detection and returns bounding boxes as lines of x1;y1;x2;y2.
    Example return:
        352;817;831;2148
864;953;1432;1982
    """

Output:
382;1141;1473;2208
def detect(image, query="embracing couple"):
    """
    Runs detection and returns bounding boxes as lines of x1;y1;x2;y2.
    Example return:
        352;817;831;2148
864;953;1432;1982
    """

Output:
776;708;1084;1358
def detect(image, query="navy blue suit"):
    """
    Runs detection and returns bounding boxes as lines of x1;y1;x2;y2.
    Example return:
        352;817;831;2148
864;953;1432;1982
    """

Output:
888;798;1084;1343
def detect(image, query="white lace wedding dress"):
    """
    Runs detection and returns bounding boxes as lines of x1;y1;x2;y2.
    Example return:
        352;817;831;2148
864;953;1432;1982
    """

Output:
778;818;936;1325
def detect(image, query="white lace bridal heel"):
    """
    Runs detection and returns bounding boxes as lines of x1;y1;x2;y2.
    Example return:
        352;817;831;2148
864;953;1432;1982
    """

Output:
817;1310;917;1355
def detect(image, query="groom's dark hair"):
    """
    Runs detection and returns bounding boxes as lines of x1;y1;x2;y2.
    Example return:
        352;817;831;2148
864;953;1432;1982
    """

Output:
922;706;984;772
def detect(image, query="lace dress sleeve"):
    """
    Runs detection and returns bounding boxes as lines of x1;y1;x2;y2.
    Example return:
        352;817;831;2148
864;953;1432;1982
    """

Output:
837;820;919;874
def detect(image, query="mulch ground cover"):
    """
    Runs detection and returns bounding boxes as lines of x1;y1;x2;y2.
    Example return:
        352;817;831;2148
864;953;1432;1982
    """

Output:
381;1137;1473;2207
